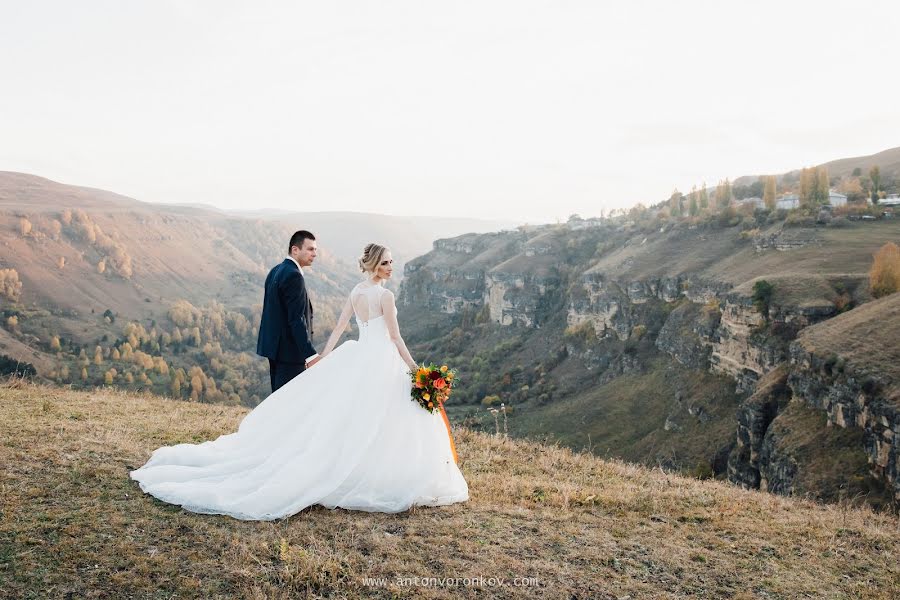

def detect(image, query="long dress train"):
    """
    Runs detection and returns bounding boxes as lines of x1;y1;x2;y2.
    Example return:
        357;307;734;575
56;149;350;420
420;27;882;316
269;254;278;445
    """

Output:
129;284;468;520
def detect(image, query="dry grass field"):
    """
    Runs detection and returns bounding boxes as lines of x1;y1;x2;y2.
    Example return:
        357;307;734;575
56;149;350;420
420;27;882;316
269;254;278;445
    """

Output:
1;382;898;599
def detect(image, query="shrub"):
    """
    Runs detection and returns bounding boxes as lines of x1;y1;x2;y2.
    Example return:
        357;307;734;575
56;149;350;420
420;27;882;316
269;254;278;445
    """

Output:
752;280;775;320
869;242;900;298
0;355;36;378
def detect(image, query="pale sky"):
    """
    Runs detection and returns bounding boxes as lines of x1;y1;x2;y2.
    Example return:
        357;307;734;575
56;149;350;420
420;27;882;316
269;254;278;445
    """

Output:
1;1;898;222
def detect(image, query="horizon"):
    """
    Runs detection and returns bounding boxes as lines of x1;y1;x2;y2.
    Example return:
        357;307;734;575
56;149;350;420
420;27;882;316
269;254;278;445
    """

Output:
2;1;899;222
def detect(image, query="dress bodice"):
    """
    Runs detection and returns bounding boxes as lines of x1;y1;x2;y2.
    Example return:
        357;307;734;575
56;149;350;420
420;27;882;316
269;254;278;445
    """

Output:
351;282;391;342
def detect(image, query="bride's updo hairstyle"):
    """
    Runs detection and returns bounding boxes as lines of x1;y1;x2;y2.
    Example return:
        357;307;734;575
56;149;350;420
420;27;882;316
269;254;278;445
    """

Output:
358;243;389;274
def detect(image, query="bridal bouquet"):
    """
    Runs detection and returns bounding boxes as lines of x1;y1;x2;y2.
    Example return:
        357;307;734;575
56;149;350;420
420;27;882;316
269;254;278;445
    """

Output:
410;363;456;414
411;363;460;463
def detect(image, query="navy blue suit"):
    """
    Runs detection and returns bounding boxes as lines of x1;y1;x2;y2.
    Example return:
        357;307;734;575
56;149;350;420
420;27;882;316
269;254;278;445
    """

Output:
256;259;316;392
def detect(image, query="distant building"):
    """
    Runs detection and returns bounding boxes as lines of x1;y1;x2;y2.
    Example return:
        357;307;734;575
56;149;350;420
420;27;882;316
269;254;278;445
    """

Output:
827;191;848;207
881;194;900;207
567;217;604;230
776;194;799;210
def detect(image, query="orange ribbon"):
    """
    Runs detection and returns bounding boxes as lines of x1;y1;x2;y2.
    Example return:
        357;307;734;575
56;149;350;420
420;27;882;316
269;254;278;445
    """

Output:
438;402;458;463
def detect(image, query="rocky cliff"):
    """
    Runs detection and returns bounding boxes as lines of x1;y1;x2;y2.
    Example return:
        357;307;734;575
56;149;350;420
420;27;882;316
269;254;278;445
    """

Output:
400;216;900;506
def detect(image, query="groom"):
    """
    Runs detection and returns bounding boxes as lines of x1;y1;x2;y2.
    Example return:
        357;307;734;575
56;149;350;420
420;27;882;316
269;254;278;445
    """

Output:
256;230;321;392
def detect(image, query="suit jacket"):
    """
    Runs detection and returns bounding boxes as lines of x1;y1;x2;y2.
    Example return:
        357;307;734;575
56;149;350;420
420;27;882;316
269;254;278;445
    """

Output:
256;259;316;364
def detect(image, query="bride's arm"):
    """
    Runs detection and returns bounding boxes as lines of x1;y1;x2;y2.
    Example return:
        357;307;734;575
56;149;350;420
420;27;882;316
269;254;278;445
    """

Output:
320;297;354;358
381;290;417;371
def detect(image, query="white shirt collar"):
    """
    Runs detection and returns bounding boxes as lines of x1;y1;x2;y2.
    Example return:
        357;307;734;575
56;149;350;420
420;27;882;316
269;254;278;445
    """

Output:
286;256;303;275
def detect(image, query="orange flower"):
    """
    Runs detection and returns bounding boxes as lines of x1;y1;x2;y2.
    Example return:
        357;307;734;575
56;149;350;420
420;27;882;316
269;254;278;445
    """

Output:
434;378;447;389
427;401;434;408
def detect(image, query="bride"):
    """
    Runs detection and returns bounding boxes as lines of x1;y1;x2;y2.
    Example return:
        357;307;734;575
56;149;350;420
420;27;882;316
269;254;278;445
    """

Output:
130;243;469;520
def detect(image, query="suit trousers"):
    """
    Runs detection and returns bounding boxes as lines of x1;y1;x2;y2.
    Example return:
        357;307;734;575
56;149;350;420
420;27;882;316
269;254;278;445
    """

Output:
269;359;306;393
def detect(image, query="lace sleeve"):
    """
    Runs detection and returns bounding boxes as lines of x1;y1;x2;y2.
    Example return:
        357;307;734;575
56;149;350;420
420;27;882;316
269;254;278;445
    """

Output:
381;289;416;371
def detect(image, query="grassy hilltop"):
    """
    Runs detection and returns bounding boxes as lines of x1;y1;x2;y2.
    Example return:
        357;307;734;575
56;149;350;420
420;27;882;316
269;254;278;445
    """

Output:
1;383;898;599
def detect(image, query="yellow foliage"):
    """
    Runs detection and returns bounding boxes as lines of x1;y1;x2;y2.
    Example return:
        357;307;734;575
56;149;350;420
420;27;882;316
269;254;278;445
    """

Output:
869;242;900;298
0;268;23;301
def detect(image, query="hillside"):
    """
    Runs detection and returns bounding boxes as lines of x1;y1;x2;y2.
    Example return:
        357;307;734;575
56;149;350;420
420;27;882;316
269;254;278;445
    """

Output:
733;145;900;188
1;383;898;598
0;172;506;407
226;209;516;272
398;211;900;508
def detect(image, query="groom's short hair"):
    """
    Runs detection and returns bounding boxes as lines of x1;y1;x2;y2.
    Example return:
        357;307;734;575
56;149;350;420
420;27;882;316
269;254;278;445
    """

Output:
289;230;316;253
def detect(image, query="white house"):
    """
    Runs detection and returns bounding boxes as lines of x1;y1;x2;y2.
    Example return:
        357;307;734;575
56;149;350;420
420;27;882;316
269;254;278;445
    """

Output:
827;191;848;207
776;194;799;210
881;194;900;207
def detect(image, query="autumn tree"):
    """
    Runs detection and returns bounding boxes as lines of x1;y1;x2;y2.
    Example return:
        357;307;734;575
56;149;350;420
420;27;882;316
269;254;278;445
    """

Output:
815;166;829;205
50;336;61;352
869;166;881;203
715;179;732;208
869;242;900;298
19;217;32;236
73;210;97;243
699;183;709;210
838;177;866;203
190;374;203;401
154;357;169;376
169;300;199;328
0;269;23;301
669;189;684;217
799;167;816;208
763;175;777;209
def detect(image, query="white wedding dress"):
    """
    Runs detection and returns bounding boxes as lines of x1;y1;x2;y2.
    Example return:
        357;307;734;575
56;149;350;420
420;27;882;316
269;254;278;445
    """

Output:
130;282;468;520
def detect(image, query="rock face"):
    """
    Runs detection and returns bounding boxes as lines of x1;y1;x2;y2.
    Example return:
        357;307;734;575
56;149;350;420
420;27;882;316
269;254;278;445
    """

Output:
485;271;557;327
399;265;485;314
656;301;720;370
787;342;900;501
400;224;898;507
727;366;791;489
